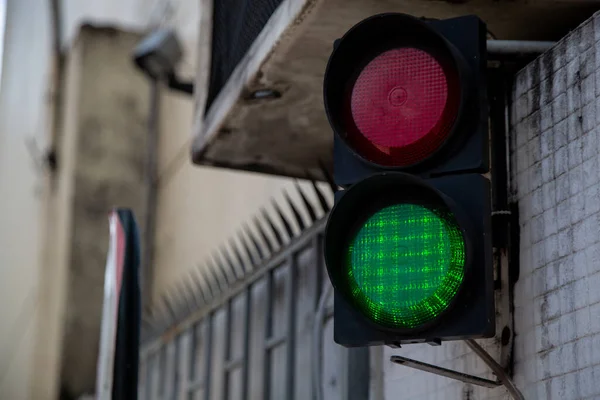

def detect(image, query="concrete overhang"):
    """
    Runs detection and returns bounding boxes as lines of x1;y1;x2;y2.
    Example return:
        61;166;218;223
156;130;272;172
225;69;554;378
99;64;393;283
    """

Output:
191;0;600;180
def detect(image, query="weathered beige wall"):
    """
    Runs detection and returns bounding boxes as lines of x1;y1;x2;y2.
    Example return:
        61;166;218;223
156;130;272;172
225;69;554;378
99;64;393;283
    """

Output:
54;26;150;398
153;87;331;299
51;0;289;305
45;17;324;397
149;0;332;299
0;0;53;398
0;0;328;398
31;26;83;399
1;12;151;399
60;0;200;81
0;0;196;395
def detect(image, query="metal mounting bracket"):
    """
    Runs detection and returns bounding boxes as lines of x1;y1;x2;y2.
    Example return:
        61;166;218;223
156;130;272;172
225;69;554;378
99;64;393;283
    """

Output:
389;72;523;398
486;40;555;57
390;339;524;400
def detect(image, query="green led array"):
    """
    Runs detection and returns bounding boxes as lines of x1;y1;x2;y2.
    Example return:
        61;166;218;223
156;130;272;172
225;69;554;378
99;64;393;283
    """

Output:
346;203;466;329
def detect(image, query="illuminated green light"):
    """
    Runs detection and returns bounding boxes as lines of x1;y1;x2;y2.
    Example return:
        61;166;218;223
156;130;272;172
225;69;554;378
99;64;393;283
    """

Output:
346;203;466;329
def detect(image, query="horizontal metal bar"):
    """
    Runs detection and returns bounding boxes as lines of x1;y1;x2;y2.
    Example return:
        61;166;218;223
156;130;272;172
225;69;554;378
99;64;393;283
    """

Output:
265;334;287;350
140;218;327;356
390;355;501;388
486;40;555;55
465;340;525;400
187;378;204;392
325;303;334;319
224;357;244;372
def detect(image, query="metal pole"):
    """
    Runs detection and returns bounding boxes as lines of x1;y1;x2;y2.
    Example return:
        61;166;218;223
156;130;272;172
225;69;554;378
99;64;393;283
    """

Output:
487;40;555;56
143;80;160;307
263;270;274;400
465;340;525;400
241;287;252;400
390;341;526;400
222;300;233;400
203;315;213;400
285;258;297;400
390;355;500;388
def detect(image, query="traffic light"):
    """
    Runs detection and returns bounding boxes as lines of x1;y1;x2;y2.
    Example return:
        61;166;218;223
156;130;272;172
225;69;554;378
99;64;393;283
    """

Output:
323;13;494;347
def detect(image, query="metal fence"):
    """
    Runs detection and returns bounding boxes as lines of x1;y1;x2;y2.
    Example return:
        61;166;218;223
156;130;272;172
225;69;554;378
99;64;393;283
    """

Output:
138;174;370;400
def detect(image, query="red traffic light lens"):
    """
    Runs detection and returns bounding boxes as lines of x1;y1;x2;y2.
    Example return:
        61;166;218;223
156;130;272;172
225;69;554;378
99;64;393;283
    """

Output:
344;47;461;167
351;49;449;148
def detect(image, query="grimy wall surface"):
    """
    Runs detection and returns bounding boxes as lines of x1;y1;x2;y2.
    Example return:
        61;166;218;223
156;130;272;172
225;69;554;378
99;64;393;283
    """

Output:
509;12;600;399
0;0;326;397
378;13;600;400
54;26;150;398
0;0;53;398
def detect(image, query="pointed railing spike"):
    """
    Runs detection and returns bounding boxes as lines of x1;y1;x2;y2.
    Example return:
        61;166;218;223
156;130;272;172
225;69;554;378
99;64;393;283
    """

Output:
149;317;162;328
154;298;174;329
191;267;212;302
195;265;217;298
271;199;294;239
178;281;195;314
213;256;234;289
174;281;189;303
161;294;177;322
220;245;244;280
253;216;275;254
170;284;185;312
295;181;317;222
177;281;191;306
243;223;265;261
141;321;152;332
261;208;284;247
147;307;160;325
169;287;187;317
142;318;159;335
183;273;203;308
212;251;236;285
152;303;165;322
141;314;154;327
142;316;159;330
187;278;206;309
284;190;306;231
238;229;258;268
306;170;330;213
142;167;347;340
155;300;168;317
230;237;251;275
205;260;226;292
183;278;200;309
156;316;168;330
143;305;154;319
165;288;181;316
318;158;337;195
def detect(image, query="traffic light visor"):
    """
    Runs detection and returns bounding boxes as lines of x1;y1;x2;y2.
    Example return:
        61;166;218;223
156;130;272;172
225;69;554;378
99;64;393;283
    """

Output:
325;173;472;331
324;14;468;168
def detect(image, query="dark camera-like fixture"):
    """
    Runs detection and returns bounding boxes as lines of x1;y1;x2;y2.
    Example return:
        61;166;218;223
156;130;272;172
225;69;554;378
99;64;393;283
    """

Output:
132;29;194;95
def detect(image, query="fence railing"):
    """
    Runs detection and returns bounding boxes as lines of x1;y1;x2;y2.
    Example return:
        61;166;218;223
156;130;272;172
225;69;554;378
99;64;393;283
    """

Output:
139;168;370;400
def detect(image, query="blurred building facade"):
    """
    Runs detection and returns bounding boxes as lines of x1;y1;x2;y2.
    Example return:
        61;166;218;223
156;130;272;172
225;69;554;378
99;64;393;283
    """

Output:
0;0;315;398
4;0;600;399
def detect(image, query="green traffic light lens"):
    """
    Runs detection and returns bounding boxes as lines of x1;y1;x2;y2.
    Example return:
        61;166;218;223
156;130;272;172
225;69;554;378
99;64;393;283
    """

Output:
346;203;466;329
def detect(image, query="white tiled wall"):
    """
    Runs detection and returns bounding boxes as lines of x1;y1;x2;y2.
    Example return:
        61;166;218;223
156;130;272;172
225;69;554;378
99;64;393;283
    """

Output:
382;11;600;400
510;11;600;400
382;339;508;400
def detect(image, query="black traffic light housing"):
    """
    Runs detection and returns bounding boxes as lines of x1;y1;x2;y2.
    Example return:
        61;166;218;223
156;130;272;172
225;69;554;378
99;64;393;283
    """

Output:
325;14;489;185
323;13;495;347
326;173;494;346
